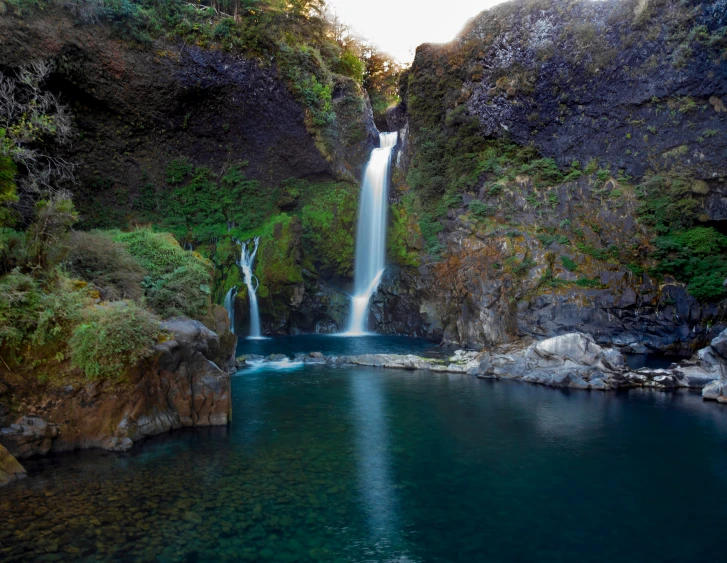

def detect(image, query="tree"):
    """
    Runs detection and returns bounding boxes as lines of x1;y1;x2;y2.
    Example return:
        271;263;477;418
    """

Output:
0;61;74;214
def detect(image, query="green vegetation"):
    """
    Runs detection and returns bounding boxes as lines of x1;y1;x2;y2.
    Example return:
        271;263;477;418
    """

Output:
254;213;303;301
636;173;727;300
66;231;147;301
652;227;727;300
0;269;91;367
561;256;578;272
69;301;161;380
300;182;357;276
9;0;399;155
113;229;213;319
0;195;220;381
388;198;422;267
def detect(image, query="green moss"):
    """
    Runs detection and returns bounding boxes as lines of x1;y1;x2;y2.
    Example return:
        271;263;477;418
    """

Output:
388;201;421;267
254;213;303;300
300;182;357;277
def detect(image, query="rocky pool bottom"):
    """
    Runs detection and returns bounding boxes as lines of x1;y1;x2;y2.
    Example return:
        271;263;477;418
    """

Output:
2;335;727;562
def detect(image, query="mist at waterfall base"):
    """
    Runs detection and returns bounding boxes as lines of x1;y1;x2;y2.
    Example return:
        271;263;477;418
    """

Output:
345;132;398;335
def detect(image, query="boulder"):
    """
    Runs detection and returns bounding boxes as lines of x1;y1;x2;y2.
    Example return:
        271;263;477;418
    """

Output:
0;443;26;487
0;416;60;459
702;380;723;401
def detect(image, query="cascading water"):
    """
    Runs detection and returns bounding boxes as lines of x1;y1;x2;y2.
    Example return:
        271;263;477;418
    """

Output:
237;237;264;339
224;287;237;334
345;132;398;335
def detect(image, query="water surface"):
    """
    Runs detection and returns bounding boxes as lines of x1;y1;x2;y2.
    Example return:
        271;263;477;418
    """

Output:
237;334;439;358
2;339;727;562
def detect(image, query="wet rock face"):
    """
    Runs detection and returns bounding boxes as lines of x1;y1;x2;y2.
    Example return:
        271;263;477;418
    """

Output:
376;169;726;351
454;0;727;181
379;0;727;350
0;9;373;220
0;318;233;458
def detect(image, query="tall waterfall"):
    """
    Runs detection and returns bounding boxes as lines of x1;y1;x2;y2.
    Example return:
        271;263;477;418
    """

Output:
237;237;264;339
223;287;237;334
346;132;398;335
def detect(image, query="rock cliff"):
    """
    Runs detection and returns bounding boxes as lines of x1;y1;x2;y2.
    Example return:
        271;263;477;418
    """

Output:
0;317;234;466
376;0;727;354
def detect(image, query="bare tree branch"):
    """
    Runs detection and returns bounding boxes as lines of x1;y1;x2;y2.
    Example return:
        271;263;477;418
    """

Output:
0;61;75;199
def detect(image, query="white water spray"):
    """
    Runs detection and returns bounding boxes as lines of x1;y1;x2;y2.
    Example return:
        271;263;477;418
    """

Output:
224;287;237;334
345;132;398;335
237;237;264;339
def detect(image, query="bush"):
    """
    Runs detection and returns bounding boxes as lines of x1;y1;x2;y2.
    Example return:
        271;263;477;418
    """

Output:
70;301;161;380
561;256;577;271
113;229;213;319
468;200;494;218
65;231;147;301
0;154;18;228
161;163;269;242
653;227;727;301
0;271;91;365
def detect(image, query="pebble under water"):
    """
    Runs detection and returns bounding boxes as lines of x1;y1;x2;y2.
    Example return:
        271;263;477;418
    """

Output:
2;339;727;562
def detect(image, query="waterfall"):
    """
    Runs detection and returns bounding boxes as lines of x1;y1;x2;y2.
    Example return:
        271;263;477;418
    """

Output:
346;132;398;335
224;287;237;334
236;237;264;339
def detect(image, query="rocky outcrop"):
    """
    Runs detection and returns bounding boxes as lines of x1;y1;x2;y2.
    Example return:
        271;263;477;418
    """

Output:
0;318;235;460
0;444;26;487
377;0;727;351
456;0;727;179
698;330;727;402
312;331;724;396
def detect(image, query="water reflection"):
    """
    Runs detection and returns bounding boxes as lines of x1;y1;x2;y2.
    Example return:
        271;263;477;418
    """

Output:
350;373;407;557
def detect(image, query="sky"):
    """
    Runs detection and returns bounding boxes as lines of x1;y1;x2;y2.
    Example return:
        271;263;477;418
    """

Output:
326;0;509;63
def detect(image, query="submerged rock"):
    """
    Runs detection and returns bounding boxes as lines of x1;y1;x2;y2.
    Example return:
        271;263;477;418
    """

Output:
0;443;26;487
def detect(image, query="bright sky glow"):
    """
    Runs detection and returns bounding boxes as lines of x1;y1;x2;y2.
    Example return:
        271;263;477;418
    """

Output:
326;0;509;63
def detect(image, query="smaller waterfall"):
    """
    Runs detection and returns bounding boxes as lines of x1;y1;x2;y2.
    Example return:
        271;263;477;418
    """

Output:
224;287;237;334
237;237;265;339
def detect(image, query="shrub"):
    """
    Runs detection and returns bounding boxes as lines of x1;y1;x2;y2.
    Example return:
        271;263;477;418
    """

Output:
0;271;91;365
161;163;269;242
561;256;577;272
70;301;161;380
653;227;727;300
468;200;494;218
113;229;213;319
65;230;147;301
334;49;365;83
26;194;78;270
575;277;603;288
0;154;18;228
